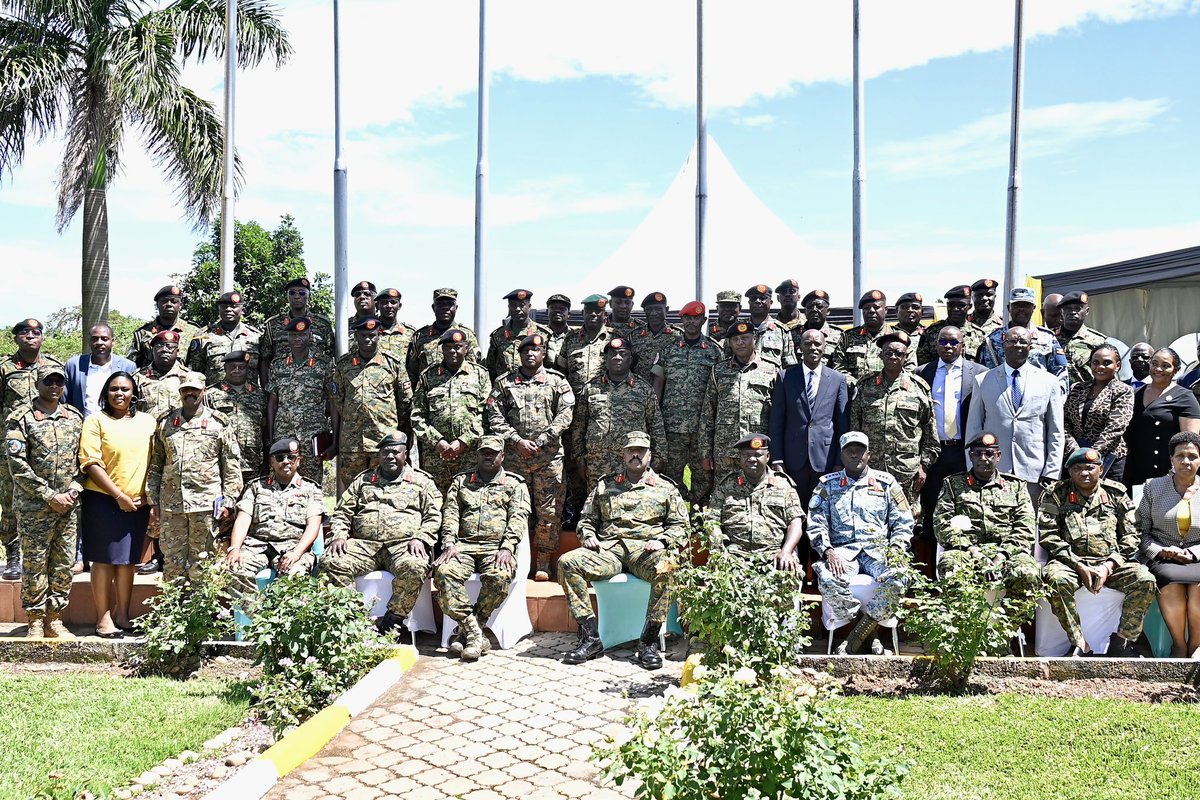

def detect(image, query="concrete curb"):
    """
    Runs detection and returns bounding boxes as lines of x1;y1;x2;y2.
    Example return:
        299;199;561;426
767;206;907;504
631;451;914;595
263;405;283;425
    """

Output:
798;654;1200;684
0;638;255;663
205;646;418;800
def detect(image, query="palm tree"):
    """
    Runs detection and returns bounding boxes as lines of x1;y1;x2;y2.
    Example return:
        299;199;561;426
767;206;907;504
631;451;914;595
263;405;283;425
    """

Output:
0;0;291;344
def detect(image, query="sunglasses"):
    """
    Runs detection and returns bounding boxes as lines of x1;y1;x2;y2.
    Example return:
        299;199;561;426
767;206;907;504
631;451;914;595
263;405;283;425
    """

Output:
937;339;961;346
969;449;1001;458
271;453;300;462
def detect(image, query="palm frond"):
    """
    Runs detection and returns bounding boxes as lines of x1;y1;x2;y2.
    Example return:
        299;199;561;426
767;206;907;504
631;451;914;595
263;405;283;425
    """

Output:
55;76;123;230
0;17;77;175
104;9;180;110
160;0;291;69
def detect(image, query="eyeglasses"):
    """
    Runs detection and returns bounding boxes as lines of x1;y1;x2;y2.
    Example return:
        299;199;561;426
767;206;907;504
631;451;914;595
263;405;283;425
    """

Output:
937;339;961;346
271;454;300;462
969;449;1001;458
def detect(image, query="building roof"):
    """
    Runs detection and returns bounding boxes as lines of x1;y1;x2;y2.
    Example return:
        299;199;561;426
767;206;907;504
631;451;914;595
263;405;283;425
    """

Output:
1035;245;1200;296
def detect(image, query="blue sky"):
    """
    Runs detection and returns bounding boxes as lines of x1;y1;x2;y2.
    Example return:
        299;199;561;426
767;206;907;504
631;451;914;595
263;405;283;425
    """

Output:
2;0;1198;334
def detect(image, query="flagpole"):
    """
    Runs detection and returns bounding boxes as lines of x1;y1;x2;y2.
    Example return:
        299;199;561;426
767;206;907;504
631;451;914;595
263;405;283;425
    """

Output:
219;0;237;294
333;0;349;355
473;0;490;338
1002;0;1025;326
851;0;865;325
695;0;707;304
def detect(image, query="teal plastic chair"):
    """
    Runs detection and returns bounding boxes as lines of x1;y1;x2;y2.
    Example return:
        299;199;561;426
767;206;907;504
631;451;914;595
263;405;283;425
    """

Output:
1142;598;1173;658
592;574;684;650
233;568;277;640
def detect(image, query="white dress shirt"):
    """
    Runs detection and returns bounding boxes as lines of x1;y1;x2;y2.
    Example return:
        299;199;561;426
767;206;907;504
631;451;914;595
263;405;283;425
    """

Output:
932;357;963;440
802;364;821;403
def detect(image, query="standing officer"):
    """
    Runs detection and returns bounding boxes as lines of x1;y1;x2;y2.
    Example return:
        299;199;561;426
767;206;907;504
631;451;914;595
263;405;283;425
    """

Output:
187;291;262;385
916;286;987;366
128;285;200;369
347;280;377;331
796;289;842;364
831;290;903;387
630;291;677;386
5;364;83;638
267;317;336;486
607;286;644;335
1055;291;1109;387
969;278;1004;336
731;284;796;369
774;279;802;329
894;292;928;344
373;287;415;363
258;276;335;386
207;351;267;489
708;290;742;343
543;294;574;369
708;434;805;569
434;436;531;661
323;432;442;636
701;322;776;483
146;372;242;582
555;294;611;519
408;288;481;381
485;289;549;381
978;287;1068;379
410;328;492;494
559;431;687;670
136;330;190;420
487;333;574;580
1039;447;1156;656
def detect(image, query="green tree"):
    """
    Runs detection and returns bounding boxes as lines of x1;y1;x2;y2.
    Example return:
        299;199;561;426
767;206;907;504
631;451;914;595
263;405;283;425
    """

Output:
26;304;145;363
178;214;333;326
0;0;292;349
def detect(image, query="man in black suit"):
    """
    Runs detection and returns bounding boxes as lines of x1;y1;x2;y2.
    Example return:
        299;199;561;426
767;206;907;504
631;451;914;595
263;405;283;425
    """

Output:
768;328;850;506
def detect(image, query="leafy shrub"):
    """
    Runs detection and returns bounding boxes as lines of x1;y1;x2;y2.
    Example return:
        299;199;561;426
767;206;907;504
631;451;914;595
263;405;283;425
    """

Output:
134;554;236;676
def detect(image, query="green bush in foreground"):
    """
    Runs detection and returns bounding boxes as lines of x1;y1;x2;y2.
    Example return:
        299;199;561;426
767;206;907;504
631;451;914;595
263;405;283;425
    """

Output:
134;555;237;677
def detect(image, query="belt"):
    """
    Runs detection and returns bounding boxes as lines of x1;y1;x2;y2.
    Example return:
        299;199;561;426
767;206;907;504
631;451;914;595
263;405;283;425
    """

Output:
940;439;962;446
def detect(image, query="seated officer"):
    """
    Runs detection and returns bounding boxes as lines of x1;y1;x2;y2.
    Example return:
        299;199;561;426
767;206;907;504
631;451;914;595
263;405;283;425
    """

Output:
1039;447;1157;657
707;433;805;570
558;430;688;670
226;437;324;594
807;431;914;655
433;436;531;662
322;431;442;637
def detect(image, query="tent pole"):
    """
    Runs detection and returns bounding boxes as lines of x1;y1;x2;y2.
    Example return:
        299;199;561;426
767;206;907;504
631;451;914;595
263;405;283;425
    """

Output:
695;0;707;305
474;0;490;338
851;0;865;325
1002;0;1025;326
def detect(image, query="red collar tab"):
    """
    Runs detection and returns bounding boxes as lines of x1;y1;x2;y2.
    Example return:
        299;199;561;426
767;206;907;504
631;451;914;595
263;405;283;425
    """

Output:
966;475;974;487
32;409;44;421
840;476;847;487
616;474;625;484
172;416;181;427
737;475;745;486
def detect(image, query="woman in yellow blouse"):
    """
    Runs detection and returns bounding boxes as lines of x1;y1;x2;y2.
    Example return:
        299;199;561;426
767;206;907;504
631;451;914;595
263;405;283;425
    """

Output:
78;372;157;637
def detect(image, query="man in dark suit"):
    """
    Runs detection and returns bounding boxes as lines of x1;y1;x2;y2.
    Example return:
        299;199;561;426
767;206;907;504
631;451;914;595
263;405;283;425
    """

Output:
768;328;850;506
64;324;136;417
916;325;988;569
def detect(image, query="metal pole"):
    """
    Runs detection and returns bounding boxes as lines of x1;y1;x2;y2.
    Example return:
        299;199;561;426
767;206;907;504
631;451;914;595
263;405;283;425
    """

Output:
1002;0;1025;326
333;0;349;355
695;0;707;304
851;0;865;326
219;0;237;294
473;0;489;337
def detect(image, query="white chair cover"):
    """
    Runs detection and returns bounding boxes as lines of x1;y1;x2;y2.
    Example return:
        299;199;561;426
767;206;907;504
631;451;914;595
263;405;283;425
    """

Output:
439;535;533;650
821;573;899;654
1032;542;1124;655
354;571;437;635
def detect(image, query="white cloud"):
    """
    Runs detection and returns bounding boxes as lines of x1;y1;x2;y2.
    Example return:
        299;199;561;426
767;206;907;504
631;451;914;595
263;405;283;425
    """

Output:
733;114;776;128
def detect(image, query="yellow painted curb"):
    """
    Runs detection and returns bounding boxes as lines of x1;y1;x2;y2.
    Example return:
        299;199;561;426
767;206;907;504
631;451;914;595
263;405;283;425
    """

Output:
388;645;418;671
260;704;351;777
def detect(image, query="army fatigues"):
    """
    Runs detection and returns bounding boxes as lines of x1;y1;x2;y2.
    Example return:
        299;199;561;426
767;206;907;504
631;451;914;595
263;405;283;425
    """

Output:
259;313;335;373
831;324;912;386
186;322;262;386
558;468;687;624
1057;325;1109;388
708;470;803;563
0;354;64;550
699;357;775;479
207;381;266;486
792;322;843;365
849;373;939;507
334;351;413;488
322;465;442;619
485;319;550;382
630;323;679;383
128;318;201;370
555;327;612;503
375;321;416;364
723;319;796;370
1038;479;1156;648
544;326;574;372
656;334;724;504
808;469;914;622
147;407;243;582
434;469;530;622
933;472;1041;601
915;319;987;366
572;374;666;488
232;474;324;592
135;361;190;421
979;325;1068;378
410;361;493;493
486;367;575;566
5;403;83;613
268;353;335;486
969;313;1004;338
408;323;481;381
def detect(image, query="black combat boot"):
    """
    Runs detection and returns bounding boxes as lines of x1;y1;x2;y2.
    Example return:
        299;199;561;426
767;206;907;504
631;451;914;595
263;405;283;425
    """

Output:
1106;632;1145;658
844;614;880;655
563;616;604;664
3;541;20;580
374;611;409;639
636;621;663;670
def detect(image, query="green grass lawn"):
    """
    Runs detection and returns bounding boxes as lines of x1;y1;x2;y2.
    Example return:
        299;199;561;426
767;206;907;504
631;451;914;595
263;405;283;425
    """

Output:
0;674;248;800
839;694;1200;800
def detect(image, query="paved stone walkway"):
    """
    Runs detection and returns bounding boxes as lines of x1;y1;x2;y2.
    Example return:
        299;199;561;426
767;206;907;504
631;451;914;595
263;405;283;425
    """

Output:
268;633;686;800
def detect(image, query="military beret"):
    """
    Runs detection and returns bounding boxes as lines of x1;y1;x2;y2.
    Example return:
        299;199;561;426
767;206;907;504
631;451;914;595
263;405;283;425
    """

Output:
679;301;706;317
352;280;377;294
283;317;311;333
733;433;771;450
1059;291;1090;307
437;327;468;344
876;330;911;349
641;291;667;307
14;318;44;335
897;292;924;305
944;285;972;300
179;371;207;390
802;289;830;306
971;278;998;292
729;321;754;337
716;290;742;304
547;294;571;307
966;431;1000;449
284;277;311;291
582;294;608;308
433;287;458;300
858;290;886;308
776;279;799;292
151;329;181;344
503;289;533;302
350;316;381;331
745;284;772;298
623;430;651;449
605;337;632;353
1009;287;1037;305
375;287;401;301
154;285;184;300
269;437;301;456
518;333;546;351
609;285;636;299
223;349;252;363
378;431;408;448
477;435;505;452
1065;447;1102;468
36;363;66;382
216;291;242;305
840;431;869;449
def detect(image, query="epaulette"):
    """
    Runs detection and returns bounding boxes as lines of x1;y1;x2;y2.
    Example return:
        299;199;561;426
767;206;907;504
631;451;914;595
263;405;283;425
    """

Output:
1099;478;1129;498
817;472;839;484
4;402;33;424
716;470;742;487
769;471;797;488
207;408;231;426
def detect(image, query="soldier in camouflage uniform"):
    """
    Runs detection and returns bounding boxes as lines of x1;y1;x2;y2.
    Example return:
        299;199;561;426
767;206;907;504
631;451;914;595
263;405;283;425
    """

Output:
774;279;802;329
916;285;987;366
373;287;416;363
334;317;414;492
135;330;190;421
226;437;324;594
555;295;612;514
433;436;531;660
267;317;335;486
894;291;928;352
797;289;843;364
346;280;377;332
543;294;574;368
701;322;776;481
258;277;335;386
571;337;666;488
1038;447;1157;656
978;287;1068;379
411;328;492;493
606;285;644;336
407;288;482;381
1055;291;1109;388
5;364;82;637
653;301;723;505
727;284;796;369
1;318;63;579
127;285;201;369
485;289;550;381
849;330;939;510
186;291;262;385
559;431;687;670
147;372;243;583
808;431;914;654
207;351;267;488
486;333;574;580
708;290;742;343
831;290;909;387
968;278;1004;337
630;291;677;386
323;432;441;636
708;434;805;570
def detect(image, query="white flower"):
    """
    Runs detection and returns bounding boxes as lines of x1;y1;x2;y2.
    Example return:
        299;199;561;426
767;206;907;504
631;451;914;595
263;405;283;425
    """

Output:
638;696;666;719
642;729;661;747
949;514;974;532
197;550;210;560
691;664;709;682
732;667;758;685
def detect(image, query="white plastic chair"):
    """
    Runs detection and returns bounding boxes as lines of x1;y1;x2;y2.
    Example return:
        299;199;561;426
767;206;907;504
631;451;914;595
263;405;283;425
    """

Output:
821;573;900;654
439;535;534;650
1033;542;1125;656
354;571;437;646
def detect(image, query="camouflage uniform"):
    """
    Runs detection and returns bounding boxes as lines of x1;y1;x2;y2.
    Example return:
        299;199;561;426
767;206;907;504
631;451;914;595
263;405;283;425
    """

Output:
699;357;775;479
831;323;913;386
375;321;416;364
969;313;1005;338
555;327;611;502
259;313;335;372
0;353;63;550
707;320;737;343
656;334;723;504
915;319;988;366
723;319;796;370
1037;478;1156;649
334;352;413;488
792;323;843;365
630;323;679;383
408;323;481;380
5;402;83;613
1057;325;1109;388
322;465;441;619
135;361;190;421
207;381;266;487
558;468;687;624
410;360;492;493
485;319;550;382
572;374;666;487
147;407;243;582
128;318;201;369
268;353;335;486
186;322;262;386
808;469;914;622
486;367;575;566
849;372;939;507
434;468;530;622
979;325;1068;377
231;473;323;593
708;469;803;563
544;326;574;372
933;471;1041;601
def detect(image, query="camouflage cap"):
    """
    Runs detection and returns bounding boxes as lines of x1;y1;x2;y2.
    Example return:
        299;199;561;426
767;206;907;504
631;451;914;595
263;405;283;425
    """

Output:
477;435;505;452
840;431;869;449
623;430;651;449
433;288;458;301
179;371;207;391
1009;287;1037;305
716;290;742;304
36;363;67;382
547;293;572;307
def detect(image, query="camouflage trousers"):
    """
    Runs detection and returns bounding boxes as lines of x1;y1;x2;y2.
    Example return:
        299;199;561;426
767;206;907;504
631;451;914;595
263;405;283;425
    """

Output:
337;451;378;493
16;505;76;613
433;548;516;622
420;448;475;496
232;538;315;596
506;455;563;566
0;460;15;548
323;539;429;618
161;511;219;583
664;430;709;505
1043;560;1157;648
939;550;1042;605
557;541;672;625
813;551;909;623
562;436;585;508
584;448;627;491
296;456;324;489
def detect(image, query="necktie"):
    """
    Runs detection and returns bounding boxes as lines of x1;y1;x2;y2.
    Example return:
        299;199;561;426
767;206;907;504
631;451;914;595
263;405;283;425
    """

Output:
941;365;957;439
1011;368;1024;410
806;369;816;407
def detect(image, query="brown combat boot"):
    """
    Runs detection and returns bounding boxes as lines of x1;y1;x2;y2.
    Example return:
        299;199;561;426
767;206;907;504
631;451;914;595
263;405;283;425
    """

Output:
46;614;75;639
25;614;44;638
460;615;485;662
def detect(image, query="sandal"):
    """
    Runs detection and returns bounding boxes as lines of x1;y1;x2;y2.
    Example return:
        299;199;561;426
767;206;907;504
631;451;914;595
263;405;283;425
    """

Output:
94;628;124;639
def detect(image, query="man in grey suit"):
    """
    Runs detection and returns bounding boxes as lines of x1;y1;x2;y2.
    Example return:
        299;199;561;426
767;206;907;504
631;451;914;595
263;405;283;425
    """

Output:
966;327;1065;503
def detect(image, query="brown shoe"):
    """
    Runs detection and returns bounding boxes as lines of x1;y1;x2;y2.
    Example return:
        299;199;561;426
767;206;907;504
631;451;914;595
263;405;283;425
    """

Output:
26;616;44;638
46;614;75;639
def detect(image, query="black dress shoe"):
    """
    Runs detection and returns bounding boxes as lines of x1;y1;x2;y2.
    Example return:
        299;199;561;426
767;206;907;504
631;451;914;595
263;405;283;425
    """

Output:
136;561;159;576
